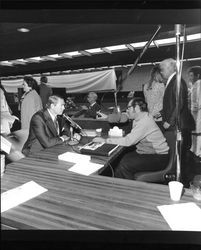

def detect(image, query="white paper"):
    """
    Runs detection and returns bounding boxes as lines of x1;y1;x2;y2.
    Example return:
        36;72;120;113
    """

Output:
1;181;48;213
68;162;104;176
157;202;201;231
82;129;97;137
80;141;104;151
58;151;91;163
0;135;12;154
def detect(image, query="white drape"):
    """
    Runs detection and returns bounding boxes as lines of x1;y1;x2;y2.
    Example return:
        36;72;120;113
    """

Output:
1;69;116;93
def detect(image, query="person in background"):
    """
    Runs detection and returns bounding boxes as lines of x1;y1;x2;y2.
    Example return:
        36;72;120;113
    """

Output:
0;81;19;135
143;65;165;122
20;76;43;130
22;95;80;156
73;91;101;119
188;66;201;158
159;58;195;182
93;98;169;180
39;76;53;109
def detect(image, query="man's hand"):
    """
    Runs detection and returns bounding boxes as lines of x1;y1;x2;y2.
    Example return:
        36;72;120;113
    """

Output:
61;135;70;141
81;105;88;110
73;133;81;141
92;137;106;143
163;122;170;129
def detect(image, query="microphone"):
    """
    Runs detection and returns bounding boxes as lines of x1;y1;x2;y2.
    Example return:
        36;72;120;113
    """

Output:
62;113;84;135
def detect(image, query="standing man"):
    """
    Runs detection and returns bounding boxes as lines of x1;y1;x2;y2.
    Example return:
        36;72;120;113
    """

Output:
159;58;195;180
39;76;53;109
22;95;80;156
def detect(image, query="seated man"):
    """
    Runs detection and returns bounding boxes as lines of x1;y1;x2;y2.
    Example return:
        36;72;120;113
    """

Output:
73;92;101;119
22;95;80;156
93;98;169;180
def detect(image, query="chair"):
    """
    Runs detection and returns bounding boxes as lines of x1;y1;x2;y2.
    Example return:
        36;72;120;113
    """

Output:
134;130;177;184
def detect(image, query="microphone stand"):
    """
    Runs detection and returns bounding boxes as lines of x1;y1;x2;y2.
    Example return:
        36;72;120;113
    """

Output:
62;113;85;145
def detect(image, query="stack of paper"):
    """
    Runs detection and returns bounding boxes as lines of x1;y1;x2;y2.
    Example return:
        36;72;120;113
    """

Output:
157;202;201;231
1;181;48;213
1;135;12;154
68;162;103;176
58;151;91;163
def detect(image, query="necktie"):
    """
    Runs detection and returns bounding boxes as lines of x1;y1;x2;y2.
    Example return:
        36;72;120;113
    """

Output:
54;117;59;134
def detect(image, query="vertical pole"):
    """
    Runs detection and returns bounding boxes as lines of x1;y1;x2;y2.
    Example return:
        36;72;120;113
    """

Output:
175;24;182;181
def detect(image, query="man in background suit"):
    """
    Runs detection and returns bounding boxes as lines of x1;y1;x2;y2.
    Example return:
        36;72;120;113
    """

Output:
39;76;53;109
22;95;71;156
73;91;101;119
159;58;195;181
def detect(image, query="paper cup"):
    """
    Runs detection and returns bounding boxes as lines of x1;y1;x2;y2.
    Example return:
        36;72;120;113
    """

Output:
1;154;5;177
96;128;102;137
168;181;183;201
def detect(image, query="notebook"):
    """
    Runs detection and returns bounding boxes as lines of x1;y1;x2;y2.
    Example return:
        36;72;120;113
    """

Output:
80;141;119;157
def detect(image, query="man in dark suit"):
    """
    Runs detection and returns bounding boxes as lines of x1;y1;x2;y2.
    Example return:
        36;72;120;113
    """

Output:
73;91;101;119
39;76;53;109
159;58;195;181
22;95;72;156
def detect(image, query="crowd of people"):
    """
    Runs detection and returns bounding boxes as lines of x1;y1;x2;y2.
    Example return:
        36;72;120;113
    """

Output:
1;60;200;184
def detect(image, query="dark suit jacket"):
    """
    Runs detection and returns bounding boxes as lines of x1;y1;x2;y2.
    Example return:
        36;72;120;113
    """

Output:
39;83;53;109
22;109;70;156
161;74;195;131
73;102;101;119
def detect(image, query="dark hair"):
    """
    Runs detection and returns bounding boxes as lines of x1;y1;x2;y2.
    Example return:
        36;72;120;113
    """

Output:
40;76;48;83
130;97;148;112
46;95;63;109
23;76;39;93
23;76;35;89
147;65;163;89
188;66;201;79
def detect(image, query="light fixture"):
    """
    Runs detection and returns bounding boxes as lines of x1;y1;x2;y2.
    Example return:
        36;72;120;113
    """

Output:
25;57;44;63
101;47;112;54
48;54;63;59
104;44;127;51
79;50;92;56
62;51;81;56
0;61;14;66
10;59;28;65
85;48;103;54
17;28;30;33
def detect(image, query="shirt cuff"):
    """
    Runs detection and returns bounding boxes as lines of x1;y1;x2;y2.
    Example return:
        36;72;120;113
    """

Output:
60;136;64;142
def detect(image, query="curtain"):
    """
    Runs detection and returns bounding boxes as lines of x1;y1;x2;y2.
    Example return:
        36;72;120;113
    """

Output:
1;69;116;93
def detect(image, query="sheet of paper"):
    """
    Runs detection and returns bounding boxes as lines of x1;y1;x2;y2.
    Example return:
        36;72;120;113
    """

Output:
58;151;90;163
157;202;201;231
68;162;104;176
1;181;48;213
0;135;12;154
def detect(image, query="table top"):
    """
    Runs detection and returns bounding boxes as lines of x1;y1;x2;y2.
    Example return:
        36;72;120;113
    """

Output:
1;140;200;231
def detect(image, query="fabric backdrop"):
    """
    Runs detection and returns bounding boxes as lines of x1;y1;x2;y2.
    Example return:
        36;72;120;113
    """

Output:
1;69;116;93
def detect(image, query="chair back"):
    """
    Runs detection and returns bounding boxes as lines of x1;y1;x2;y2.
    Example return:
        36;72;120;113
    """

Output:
134;130;176;183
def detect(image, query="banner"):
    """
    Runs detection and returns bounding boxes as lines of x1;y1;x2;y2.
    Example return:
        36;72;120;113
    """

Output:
1;69;116;93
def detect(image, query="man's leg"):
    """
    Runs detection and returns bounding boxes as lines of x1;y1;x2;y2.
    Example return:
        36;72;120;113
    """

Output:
114;151;168;180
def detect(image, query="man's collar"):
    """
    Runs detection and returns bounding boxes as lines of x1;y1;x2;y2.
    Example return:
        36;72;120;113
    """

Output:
90;102;96;107
166;72;176;88
47;109;57;121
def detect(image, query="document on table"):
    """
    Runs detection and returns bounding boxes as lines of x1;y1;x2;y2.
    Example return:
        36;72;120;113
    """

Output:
1;181;48;213
157;202;201;231
1;135;12;154
68;162;104;176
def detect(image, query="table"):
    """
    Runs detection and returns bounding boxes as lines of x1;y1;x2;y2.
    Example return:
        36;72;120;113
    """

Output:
1;140;200;232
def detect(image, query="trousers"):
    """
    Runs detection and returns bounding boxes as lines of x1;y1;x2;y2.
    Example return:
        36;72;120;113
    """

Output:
114;150;169;180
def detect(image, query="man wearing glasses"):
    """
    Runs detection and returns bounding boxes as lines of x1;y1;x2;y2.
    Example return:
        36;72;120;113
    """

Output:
93;97;169;180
